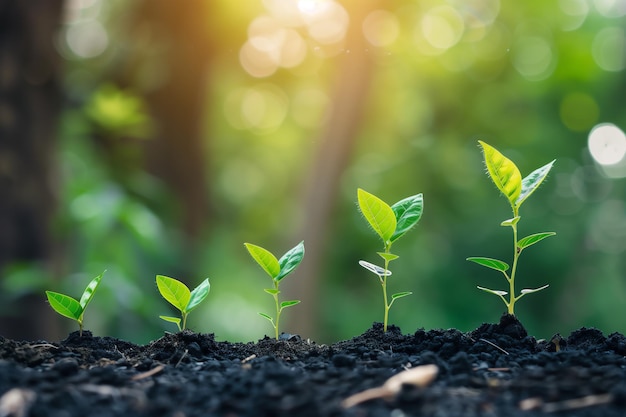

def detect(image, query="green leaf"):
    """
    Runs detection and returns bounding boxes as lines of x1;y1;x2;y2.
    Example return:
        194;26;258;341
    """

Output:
517;232;556;251
78;271;105;310
280;300;301;308
156;275;191;312
264;288;280;295
258;312;274;323
159;315;182;325
46;291;83;321
359;260;392;276
244;243;280;279
377;252;399;262
186;278;210;313
478;141;522;207
477;286;508;296
391;291;412;300
390;193;423;242
500;216;521;227
276;241;305;282
357;188;397;244
516;160;555;209
467;257;510;272
521;284;549;294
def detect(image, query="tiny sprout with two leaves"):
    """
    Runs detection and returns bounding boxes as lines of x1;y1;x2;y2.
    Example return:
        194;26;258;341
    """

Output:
244;241;304;340
357;188;423;332
156;275;210;331
467;141;555;315
46;270;105;336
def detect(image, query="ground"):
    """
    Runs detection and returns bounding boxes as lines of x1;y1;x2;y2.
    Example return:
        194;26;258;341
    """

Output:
1;314;625;416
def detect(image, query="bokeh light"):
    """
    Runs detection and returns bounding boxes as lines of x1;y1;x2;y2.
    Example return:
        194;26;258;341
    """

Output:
588;123;626;166
592;27;625;72
560;92;599;132
362;10;400;47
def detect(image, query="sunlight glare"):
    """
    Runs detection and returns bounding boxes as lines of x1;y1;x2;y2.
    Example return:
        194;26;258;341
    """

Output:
421;5;465;52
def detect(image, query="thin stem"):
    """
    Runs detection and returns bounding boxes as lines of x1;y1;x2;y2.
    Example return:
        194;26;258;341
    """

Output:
382;243;392;332
508;209;520;315
273;282;280;340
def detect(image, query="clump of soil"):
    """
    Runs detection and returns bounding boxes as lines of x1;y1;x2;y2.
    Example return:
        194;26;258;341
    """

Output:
1;314;626;416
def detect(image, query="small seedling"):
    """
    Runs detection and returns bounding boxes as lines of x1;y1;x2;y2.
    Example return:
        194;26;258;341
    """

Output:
156;275;210;331
467;141;555;315
357;188;423;332
244;241;304;339
46;270;105;336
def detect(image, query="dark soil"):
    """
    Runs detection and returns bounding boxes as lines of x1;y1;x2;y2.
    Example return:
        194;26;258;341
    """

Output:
1;314;626;416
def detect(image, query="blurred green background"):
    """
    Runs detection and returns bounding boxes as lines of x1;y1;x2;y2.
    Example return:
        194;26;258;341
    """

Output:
1;0;625;345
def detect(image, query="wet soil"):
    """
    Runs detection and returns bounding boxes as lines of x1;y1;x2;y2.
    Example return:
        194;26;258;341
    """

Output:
1;314;626;417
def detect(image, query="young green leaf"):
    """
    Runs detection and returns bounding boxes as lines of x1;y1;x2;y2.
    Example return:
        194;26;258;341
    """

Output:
359;260;392;276
264;288;280;295
466;257;510;272
500;216;521;227
516;160;555;209
391;291;412;300
280;300;301;308
357;188;397;244
186;278;210;313
78;271;105;310
46;292;83;321
390;193;423;242
156;275;191;313
377;252;399;262
276;241;305;282
517;232;556;251
244;243;280;279
259;313;274;322
159;316;182;327
478;141;522;207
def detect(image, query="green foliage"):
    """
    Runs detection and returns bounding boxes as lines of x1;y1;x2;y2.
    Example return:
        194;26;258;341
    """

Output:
357;189;423;332
244;241;304;339
46;271;106;336
156;275;210;331
467;141;555;315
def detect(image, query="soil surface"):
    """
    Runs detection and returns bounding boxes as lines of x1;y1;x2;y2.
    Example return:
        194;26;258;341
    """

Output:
1;314;626;417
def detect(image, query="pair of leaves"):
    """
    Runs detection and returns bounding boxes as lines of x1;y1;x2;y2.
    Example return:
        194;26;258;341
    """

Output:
479;141;555;212
244;241;305;282
357;189;423;245
467;231;556;272
157;275;210;328
46;271;105;324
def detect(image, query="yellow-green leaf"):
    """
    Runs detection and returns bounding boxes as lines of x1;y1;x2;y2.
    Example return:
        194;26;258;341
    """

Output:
46;291;83;321
244;243;280;279
479;141;522;208
78;271;105;310
156;275;191;312
357;188;397;245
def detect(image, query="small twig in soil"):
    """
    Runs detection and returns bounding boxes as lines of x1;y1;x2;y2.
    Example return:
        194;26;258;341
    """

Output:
24;343;58;350
131;365;165;381
478;338;509;355
241;354;257;364
342;364;438;408
519;393;613;412
175;350;188;367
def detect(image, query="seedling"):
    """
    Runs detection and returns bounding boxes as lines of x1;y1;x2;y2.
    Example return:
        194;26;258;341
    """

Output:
244;241;304;339
46;270;105;336
156;275;210;331
467;141;555;315
357;188;423;332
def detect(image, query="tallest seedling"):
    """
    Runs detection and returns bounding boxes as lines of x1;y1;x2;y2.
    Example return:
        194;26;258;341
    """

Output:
467;141;556;315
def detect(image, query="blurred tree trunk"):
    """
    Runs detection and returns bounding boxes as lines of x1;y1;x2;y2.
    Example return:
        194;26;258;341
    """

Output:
132;0;212;258
0;0;64;340
286;1;377;339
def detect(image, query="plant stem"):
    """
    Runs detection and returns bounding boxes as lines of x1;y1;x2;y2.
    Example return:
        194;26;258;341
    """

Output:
273;282;280;340
181;313;187;331
508;211;520;315
382;244;392;332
